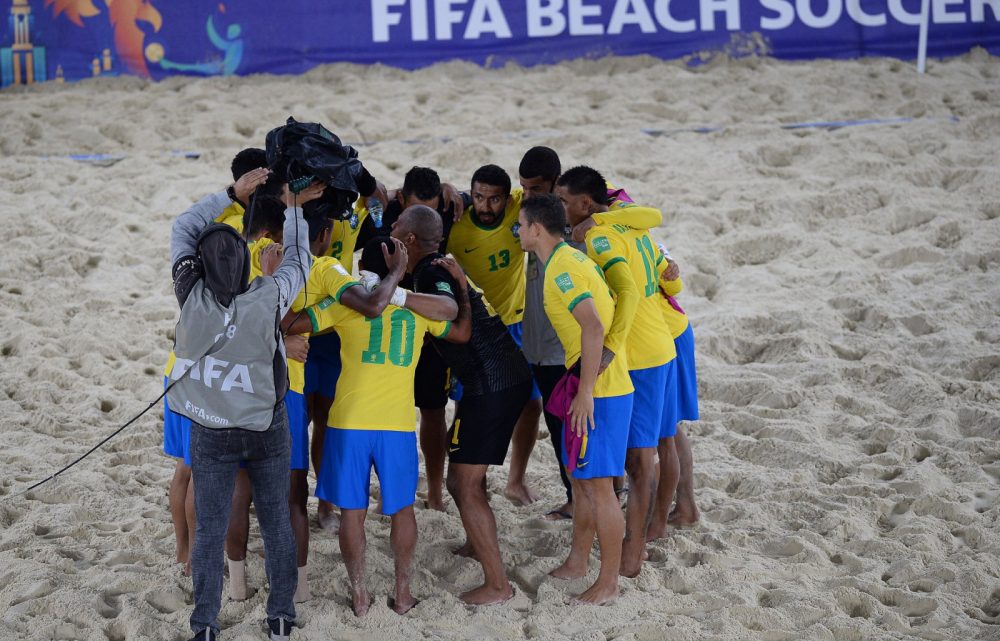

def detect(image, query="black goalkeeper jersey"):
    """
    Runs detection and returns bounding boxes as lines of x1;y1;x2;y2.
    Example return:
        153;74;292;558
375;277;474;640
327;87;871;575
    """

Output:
412;253;532;397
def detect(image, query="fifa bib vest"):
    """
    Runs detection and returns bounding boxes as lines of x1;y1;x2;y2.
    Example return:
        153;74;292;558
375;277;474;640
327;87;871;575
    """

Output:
167;278;287;431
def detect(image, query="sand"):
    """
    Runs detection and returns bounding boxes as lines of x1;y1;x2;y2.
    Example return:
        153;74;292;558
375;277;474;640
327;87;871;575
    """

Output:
1;50;999;641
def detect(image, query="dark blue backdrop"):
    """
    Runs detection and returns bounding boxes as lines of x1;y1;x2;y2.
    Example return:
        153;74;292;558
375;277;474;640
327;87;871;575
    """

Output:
1;0;997;87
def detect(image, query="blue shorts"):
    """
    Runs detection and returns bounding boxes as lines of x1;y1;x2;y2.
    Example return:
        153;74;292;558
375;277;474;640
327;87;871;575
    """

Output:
659;359;680;439
315;428;418;516
285;391;309;471
674;324;700;423
627;364;669;449
505;322;542;401
562;393;633;479
304;331;341;398
163;377;192;466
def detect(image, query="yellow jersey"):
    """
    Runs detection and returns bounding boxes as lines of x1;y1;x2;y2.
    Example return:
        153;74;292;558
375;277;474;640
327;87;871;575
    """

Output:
585;224;676;370
322;199;370;273
449;189;525;325
306;302;451;431
543;242;633;398
215;201;244;234
247;242;359;393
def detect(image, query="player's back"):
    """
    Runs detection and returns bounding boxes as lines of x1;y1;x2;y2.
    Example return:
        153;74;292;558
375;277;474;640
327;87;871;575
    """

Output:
585;224;676;370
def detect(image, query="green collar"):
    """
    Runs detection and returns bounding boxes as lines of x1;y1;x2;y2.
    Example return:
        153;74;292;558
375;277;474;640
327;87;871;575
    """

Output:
544;241;568;270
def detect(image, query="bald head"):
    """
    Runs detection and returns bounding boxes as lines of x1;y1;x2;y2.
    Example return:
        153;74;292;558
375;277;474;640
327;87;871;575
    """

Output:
396;204;443;252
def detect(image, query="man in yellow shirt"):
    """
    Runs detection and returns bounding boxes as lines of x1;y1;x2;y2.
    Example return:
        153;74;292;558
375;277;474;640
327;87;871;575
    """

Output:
518;194;633;605
301;237;470;617
556;166;677;577
448;164;542;506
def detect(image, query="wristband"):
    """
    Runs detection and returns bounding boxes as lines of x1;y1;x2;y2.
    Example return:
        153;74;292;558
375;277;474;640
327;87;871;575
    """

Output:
226;184;239;204
390;287;407;307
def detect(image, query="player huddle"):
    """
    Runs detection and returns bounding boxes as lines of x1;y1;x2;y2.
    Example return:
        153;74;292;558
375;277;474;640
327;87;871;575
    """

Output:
163;141;699;641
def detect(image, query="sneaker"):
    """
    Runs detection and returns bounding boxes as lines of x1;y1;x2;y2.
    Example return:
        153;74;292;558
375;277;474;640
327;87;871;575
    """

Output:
266;618;294;641
187;629;217;641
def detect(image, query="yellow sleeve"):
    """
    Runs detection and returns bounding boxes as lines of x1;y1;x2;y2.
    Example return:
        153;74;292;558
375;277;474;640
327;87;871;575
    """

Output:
316;260;361;302
655;253;684;296
593;204;662;230
247;238;274;282
425;317;452;339
585;230;628;272
602;260;639;356
215;202;245;234
549;267;595;315
305;296;351;333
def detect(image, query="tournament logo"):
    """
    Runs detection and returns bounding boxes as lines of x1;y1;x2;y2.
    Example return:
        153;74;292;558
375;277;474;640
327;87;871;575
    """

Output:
555;272;574;293
592;236;611;255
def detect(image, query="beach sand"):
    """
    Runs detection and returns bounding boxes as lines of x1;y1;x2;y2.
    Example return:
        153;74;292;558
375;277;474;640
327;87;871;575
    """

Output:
1;51;999;641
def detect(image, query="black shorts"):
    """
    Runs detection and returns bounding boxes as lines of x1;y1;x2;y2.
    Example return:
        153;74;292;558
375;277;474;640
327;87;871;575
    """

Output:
414;341;450;410
447;381;533;466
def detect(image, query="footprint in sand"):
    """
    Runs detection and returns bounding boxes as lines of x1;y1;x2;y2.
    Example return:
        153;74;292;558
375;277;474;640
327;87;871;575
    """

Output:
145;589;187;614
95;590;122;619
10;580;55;606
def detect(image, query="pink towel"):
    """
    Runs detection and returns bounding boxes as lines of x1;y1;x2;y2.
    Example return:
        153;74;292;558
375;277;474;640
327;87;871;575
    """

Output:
665;294;685;315
546;365;585;473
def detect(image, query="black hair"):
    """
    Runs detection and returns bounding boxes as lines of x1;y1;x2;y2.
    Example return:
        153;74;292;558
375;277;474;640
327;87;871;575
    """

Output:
471;164;511;195
519;146;561;182
401;167;442;202
556;165;607;205
245;195;286;239
231;148;267;181
305;212;334;243
360;236;395;279
521;194;567;235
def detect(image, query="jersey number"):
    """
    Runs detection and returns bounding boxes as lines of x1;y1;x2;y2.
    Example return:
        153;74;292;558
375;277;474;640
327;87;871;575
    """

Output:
635;236;658;297
362;309;416;367
488;249;510;272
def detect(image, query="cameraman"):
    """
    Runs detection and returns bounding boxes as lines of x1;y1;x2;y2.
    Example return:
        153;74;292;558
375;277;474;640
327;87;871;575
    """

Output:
167;178;323;641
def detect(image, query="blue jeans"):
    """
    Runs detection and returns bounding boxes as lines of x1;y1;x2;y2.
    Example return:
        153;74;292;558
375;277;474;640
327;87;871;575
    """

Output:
189;404;297;636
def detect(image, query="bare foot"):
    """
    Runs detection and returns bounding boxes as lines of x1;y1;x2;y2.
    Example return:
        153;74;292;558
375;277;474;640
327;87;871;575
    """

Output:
619;559;642;578
542;502;574;521
318;506;340;534
645;523;667;542
549;558;588;580
574;580;619;605
668;506;700;527
451;541;477;559
183;561;192;577
460;582;514;605
350;589;373;617
504;482;540;506
293;582;311;603
388;594;419;615
424;495;448;512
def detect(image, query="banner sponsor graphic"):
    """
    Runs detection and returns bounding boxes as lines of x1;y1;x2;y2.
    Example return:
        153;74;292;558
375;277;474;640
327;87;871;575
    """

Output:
2;0;997;87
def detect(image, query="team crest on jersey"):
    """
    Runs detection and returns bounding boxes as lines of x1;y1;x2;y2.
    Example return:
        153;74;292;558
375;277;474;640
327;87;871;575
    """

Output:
592;236;611;255
510;221;521;239
555;272;574;293
349;212;360;230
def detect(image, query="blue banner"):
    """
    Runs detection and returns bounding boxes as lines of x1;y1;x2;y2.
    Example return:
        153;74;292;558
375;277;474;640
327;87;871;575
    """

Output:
2;0;998;87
